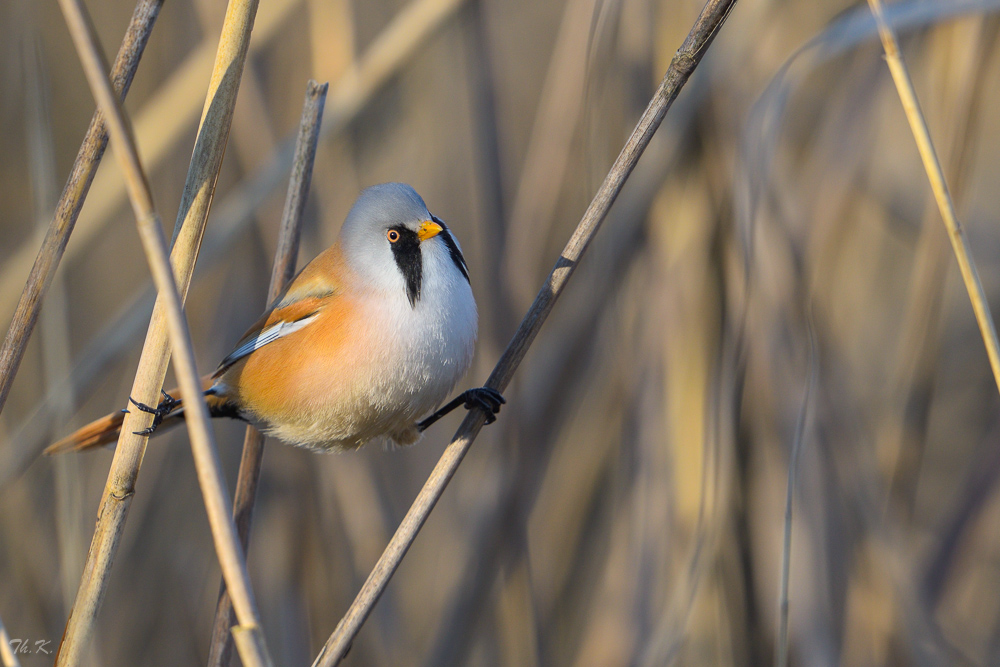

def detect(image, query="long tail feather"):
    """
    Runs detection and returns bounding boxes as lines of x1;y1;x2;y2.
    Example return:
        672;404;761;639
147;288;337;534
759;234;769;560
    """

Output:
44;400;187;455
44;379;231;455
45;410;129;454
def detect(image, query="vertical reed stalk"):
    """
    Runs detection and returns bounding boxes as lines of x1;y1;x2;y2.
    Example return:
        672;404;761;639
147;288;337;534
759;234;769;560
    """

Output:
206;79;329;667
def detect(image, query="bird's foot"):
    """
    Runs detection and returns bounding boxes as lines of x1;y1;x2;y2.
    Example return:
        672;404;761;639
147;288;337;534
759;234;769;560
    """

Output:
129;390;180;436
461;387;505;425
416;386;506;432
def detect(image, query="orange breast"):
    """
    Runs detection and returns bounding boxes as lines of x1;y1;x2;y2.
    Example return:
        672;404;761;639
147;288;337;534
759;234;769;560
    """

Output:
214;244;394;446
226;295;365;422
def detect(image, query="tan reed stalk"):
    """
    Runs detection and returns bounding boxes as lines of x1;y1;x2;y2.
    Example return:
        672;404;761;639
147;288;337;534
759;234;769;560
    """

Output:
321;0;468;132
192;0;278;181
55;0;268;665
310;0;740;664
0;614;19;667
21;21;90;649
206;79;329;667
0;0;161;422
867;0;1000;396
883;18;992;519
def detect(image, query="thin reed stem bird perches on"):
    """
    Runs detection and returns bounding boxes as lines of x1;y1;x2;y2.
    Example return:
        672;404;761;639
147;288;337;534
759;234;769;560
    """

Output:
312;0;739;664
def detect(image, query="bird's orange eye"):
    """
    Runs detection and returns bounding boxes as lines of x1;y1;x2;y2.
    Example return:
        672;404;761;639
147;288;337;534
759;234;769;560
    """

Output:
387;229;400;243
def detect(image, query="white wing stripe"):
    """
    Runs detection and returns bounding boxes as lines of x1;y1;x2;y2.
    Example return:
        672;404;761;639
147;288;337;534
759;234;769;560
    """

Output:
221;313;319;368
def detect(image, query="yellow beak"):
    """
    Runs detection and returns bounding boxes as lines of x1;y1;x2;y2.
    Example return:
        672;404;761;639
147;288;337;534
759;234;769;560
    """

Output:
416;220;444;242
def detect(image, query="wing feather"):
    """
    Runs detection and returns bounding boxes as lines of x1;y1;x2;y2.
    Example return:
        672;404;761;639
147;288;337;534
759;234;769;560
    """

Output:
213;244;346;378
216;311;320;374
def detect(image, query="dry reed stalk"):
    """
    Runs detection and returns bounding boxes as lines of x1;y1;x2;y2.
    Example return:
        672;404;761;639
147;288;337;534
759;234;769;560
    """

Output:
461;0;510;342
883;17;994;518
423;65;698;665
21;21;90;645
55;0;268;664
867;0;1000;395
310;1;739;664
322;0;468;133
0;0;161;422
776;321;815;667
303;0;357;251
0;614;19;667
0;0;299;323
55;0;271;664
423;165;663;667
307;0;355;83
206;79;329;667
193;0;278;175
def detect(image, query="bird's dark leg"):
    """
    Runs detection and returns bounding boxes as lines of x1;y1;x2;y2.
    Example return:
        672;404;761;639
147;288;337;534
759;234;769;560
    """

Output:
417;387;505;432
207;398;248;423
129;390;181;436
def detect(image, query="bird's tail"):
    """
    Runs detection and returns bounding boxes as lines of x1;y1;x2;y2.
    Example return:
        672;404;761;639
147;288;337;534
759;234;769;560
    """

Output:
44;382;231;455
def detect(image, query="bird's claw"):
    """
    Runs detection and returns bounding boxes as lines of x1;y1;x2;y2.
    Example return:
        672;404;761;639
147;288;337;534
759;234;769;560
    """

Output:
129;390;179;436
463;387;505;425
415;387;506;433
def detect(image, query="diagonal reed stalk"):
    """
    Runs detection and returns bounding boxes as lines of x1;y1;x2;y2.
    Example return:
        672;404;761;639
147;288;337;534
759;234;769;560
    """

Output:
206;79;329;667
867;0;1000;396
55;0;268;664
0;0;161;424
310;0;739;664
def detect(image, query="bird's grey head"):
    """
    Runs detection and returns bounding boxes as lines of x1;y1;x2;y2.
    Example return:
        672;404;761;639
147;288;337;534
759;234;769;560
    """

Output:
340;183;469;306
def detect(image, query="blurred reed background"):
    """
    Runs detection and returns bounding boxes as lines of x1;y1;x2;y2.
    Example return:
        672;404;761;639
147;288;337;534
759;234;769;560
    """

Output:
2;0;1000;664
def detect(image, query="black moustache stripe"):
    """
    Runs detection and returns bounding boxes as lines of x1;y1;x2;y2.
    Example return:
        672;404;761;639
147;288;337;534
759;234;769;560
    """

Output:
432;215;470;284
389;225;422;307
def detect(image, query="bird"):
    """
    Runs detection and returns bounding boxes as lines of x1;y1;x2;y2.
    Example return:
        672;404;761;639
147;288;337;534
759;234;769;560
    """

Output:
45;183;504;455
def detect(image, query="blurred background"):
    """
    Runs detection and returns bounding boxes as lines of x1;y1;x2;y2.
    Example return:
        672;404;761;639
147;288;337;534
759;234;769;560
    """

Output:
2;0;1000;664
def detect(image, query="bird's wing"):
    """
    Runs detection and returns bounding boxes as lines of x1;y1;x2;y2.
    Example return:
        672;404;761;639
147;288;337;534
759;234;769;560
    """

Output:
213;303;322;377
213;247;344;378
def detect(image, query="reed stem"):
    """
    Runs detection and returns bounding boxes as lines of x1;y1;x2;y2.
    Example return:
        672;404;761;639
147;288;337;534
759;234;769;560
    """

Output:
311;0;739;664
